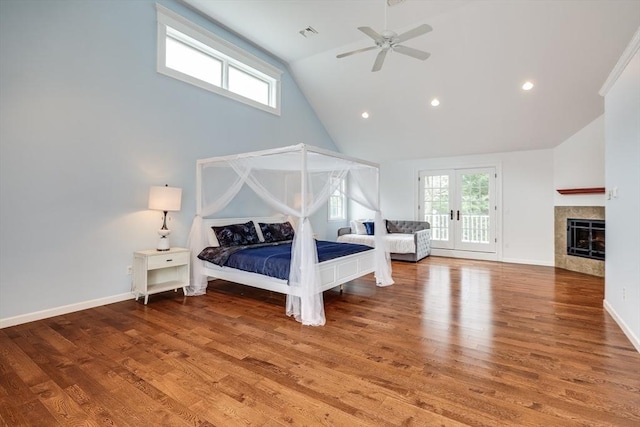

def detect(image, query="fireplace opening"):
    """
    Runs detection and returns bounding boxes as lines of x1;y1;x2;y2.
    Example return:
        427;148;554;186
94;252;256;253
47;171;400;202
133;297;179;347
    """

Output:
567;218;605;260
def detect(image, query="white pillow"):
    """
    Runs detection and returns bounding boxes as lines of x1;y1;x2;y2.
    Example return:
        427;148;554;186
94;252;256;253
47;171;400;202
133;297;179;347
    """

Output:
350;220;367;235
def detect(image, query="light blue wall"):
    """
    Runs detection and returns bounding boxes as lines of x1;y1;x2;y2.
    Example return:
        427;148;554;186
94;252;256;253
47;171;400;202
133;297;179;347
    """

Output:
0;0;338;320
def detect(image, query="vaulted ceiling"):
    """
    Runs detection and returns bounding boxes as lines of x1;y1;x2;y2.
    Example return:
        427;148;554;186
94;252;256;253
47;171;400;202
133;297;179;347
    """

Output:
182;0;640;162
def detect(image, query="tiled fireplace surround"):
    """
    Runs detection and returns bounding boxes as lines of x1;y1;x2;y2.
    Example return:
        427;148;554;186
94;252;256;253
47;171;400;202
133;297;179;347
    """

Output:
554;206;605;277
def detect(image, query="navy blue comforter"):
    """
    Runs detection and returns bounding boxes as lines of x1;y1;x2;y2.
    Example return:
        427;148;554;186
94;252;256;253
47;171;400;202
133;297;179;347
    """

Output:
198;240;372;280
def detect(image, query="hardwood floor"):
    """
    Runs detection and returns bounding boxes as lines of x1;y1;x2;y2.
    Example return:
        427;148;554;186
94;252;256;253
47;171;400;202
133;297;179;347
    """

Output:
1;257;639;426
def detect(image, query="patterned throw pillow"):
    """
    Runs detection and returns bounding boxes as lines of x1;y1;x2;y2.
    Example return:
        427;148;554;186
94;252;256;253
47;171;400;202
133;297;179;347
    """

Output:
259;222;295;243
212;221;260;247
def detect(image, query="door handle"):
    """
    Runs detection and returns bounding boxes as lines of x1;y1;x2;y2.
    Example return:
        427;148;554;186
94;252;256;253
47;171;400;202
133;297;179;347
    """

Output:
450;210;454;220
457;210;460;221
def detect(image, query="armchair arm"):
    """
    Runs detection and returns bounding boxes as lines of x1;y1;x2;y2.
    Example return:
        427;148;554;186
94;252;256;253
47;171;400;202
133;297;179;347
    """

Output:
413;228;432;260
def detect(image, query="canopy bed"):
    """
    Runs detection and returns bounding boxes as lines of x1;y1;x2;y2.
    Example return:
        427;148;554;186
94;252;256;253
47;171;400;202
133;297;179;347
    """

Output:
187;144;393;326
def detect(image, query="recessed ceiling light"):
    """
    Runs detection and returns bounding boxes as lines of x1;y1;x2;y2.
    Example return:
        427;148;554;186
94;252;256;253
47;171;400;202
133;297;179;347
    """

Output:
522;81;534;91
430;98;440;107
361;112;369;119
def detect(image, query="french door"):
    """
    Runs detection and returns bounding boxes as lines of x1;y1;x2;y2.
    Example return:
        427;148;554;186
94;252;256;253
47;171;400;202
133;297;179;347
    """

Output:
418;168;496;253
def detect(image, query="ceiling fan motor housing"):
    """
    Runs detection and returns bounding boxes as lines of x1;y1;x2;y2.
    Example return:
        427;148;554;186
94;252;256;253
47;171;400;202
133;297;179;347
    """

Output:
381;30;397;39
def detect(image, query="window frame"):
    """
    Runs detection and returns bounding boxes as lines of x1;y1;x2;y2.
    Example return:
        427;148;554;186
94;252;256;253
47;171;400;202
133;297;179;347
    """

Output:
328;176;347;221
156;4;282;115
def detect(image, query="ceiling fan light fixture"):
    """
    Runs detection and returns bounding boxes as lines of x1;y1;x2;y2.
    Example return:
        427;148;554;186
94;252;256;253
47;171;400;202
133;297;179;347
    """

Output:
522;81;534;91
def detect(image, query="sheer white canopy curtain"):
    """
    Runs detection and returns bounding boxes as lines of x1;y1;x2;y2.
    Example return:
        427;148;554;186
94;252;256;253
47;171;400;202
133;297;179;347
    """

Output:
187;144;393;326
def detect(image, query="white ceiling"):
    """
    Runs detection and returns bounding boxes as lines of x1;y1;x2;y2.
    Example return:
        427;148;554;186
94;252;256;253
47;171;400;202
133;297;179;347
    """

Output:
182;0;640;162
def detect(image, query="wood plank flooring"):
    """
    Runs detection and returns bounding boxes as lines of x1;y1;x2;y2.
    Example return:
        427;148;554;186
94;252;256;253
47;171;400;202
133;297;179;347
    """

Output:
1;257;639;426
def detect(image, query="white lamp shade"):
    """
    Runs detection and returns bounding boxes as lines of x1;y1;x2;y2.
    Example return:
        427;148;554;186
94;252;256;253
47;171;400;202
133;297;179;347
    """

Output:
148;186;182;211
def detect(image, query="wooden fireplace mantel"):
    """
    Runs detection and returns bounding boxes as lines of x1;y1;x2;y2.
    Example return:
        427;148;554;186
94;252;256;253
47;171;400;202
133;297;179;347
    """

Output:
556;187;606;195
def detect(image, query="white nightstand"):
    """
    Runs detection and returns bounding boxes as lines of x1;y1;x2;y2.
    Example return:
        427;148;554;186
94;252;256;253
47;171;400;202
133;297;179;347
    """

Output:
133;247;190;304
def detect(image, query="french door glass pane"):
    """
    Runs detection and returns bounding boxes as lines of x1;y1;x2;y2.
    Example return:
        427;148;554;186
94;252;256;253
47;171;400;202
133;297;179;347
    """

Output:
422;174;449;241
460;172;490;244
166;37;222;87
229;66;270;106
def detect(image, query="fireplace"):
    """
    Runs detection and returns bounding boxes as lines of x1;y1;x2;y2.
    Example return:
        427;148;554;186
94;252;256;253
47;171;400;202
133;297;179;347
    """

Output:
555;207;604;277
567;218;605;260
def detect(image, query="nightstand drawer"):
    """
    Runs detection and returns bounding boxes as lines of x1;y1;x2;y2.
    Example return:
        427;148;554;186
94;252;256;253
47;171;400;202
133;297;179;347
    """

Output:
147;251;189;270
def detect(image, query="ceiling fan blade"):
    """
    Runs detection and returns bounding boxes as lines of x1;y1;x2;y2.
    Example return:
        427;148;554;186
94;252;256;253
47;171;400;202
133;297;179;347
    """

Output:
395;23;432;44
358;26;383;42
336;45;379;59
393;45;431;61
372;48;388;72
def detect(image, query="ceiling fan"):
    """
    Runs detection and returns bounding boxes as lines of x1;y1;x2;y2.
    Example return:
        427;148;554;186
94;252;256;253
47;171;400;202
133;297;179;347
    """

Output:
336;4;432;73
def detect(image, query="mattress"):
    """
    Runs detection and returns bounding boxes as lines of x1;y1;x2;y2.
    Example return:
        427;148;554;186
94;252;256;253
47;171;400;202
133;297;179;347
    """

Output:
337;233;415;254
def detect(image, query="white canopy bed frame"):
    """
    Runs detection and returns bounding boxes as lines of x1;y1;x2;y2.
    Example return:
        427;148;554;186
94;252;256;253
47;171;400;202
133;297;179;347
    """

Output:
187;144;393;326
201;216;376;296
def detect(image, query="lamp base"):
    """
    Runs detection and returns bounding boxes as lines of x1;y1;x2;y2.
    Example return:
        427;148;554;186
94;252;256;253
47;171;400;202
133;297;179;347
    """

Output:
157;229;171;251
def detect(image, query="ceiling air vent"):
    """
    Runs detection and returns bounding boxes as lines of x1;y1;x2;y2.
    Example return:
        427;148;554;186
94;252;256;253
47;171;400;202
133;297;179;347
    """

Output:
299;26;318;38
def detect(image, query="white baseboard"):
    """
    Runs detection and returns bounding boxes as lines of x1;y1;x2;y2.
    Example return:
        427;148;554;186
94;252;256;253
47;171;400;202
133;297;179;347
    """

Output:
501;257;554;267
0;293;134;329
603;299;640;353
429;249;553;267
430;249;498;262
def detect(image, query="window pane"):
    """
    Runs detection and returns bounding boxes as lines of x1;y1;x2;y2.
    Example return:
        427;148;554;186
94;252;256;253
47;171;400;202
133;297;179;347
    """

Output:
460;172;490;243
229;66;270;106
328;177;346;220
422;174;450;241
158;10;281;114
166;37;222;87
329;195;343;219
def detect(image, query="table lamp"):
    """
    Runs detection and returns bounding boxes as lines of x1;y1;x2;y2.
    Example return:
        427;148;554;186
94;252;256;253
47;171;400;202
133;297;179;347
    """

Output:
148;185;182;251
